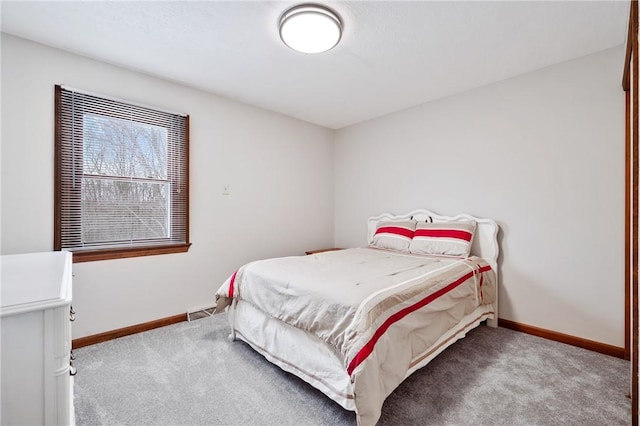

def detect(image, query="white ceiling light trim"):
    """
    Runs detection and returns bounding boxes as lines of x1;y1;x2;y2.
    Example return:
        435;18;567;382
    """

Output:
279;4;342;54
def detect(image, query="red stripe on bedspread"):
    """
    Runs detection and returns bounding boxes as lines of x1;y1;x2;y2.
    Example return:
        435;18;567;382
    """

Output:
346;264;492;376
229;270;238;298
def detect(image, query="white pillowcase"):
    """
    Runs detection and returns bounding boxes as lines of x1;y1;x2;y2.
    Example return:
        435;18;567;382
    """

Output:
409;220;476;257
370;220;416;252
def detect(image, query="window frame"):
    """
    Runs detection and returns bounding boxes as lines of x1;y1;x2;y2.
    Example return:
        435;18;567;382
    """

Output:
54;85;191;263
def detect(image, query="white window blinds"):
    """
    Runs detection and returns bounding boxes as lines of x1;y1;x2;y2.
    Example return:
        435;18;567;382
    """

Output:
55;85;189;256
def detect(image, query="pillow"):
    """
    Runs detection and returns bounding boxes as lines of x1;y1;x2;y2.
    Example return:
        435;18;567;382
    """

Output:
370;220;416;252
409;220;476;257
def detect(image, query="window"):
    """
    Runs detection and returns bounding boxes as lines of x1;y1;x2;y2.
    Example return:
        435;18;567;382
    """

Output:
55;85;190;262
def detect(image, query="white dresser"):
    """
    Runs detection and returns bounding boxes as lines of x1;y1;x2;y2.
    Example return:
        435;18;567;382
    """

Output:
1;251;75;426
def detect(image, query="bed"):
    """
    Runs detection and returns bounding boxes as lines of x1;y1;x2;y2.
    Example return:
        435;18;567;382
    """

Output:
214;209;499;425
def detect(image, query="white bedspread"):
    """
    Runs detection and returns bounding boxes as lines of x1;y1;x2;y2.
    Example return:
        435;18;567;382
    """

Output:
216;248;496;425
214;247;496;425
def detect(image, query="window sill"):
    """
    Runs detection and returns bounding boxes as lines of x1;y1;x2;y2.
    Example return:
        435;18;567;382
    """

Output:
68;243;192;263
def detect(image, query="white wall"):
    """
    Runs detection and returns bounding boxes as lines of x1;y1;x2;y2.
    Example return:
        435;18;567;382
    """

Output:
1;32;627;348
334;46;626;347
1;34;335;339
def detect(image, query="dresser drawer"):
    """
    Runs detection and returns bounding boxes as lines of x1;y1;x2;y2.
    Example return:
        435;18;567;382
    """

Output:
1;251;74;426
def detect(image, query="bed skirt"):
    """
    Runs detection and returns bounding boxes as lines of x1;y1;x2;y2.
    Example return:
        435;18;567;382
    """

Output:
227;299;495;425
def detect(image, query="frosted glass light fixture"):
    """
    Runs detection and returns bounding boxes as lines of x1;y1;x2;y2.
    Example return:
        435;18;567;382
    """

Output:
279;4;342;54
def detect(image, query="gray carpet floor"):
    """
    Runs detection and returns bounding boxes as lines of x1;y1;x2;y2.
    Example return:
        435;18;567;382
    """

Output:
74;314;630;425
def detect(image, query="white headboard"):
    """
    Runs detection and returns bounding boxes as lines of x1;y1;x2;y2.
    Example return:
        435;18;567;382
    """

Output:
367;209;499;269
367;209;500;326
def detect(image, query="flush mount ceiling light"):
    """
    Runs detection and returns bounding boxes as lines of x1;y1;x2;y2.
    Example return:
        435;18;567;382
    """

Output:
279;4;342;54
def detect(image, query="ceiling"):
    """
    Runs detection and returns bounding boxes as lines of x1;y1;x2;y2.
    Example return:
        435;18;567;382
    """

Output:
0;1;630;129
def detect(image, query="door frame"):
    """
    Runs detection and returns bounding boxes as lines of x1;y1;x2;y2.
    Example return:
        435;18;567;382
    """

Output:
623;1;638;424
